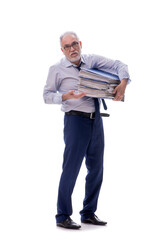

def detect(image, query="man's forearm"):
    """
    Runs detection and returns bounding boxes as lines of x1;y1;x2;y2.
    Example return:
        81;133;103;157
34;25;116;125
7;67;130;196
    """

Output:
121;78;128;86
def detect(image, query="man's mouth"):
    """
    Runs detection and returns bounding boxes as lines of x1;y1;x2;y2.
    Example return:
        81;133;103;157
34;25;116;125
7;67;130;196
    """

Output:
70;52;78;57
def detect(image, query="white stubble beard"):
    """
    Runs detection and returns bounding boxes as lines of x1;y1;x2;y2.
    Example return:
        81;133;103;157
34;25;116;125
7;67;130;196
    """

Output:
68;49;82;63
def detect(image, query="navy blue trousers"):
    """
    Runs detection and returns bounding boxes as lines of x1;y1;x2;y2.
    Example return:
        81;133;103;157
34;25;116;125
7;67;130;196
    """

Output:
56;113;104;223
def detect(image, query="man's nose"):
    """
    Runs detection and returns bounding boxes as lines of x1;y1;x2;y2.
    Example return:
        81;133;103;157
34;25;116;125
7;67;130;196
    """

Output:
70;46;75;51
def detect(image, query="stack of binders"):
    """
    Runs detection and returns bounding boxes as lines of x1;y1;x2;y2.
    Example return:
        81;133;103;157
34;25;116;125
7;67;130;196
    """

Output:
78;68;121;99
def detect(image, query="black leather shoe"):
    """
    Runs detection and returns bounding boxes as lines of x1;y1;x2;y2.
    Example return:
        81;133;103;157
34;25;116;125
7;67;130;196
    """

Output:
57;217;81;229
81;215;107;226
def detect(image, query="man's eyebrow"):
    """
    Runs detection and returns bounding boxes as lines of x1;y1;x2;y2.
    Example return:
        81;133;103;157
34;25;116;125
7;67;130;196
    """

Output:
64;41;77;46
64;44;70;47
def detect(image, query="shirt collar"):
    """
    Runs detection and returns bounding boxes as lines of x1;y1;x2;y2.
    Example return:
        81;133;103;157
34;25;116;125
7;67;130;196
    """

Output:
62;55;86;68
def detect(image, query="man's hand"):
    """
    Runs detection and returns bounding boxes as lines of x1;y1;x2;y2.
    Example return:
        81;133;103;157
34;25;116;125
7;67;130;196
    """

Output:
113;78;128;101
62;90;86;101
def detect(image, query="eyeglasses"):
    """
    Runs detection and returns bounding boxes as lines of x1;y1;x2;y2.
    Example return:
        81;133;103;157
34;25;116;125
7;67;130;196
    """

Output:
63;41;80;51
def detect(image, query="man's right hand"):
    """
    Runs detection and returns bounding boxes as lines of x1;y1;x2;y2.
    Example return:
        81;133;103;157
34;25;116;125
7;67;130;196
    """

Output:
62;90;86;101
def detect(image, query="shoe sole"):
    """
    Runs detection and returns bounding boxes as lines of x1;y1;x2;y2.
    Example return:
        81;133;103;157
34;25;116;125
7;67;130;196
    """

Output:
57;224;81;229
81;220;107;225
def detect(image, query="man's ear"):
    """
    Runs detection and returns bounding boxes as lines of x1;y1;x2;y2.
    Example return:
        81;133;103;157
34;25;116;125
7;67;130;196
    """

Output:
80;41;82;48
61;48;64;53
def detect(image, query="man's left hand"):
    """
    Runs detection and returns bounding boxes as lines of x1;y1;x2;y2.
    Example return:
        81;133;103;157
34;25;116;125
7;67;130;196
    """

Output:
113;78;128;101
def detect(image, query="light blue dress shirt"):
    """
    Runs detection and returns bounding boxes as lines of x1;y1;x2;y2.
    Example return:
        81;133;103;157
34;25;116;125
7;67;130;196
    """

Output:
43;54;130;113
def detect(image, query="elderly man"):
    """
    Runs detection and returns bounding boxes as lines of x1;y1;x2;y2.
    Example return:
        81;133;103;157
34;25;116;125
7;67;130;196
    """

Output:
43;32;130;229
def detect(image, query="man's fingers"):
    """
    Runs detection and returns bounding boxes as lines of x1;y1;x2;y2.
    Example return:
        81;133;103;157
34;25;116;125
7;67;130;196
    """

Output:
73;92;86;99
68;90;75;95
113;85;125;101
63;90;86;100
112;88;117;94
68;90;86;99
113;93;123;101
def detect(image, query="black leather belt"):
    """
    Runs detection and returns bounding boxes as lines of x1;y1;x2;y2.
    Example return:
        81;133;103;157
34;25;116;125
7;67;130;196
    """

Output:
65;111;110;118
65;110;96;119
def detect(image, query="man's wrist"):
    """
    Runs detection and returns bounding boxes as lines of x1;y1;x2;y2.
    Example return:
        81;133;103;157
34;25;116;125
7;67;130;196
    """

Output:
62;93;66;101
121;78;128;85
62;93;68;101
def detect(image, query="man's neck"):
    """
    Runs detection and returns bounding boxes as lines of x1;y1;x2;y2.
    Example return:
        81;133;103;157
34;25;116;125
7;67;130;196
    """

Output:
72;59;81;66
69;56;81;66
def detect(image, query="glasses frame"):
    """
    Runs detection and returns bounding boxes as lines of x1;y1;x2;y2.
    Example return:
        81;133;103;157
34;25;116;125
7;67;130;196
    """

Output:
63;41;80;51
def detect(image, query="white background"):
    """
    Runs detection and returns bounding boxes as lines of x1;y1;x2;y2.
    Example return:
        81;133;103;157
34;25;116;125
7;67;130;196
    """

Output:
0;0;160;239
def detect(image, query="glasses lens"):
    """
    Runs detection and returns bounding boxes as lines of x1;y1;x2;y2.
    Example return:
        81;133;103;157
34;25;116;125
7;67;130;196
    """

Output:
64;45;70;50
71;41;79;49
63;41;79;51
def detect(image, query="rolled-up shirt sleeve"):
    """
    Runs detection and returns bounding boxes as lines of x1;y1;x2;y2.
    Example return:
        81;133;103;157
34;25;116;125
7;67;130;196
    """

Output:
113;60;131;83
43;66;63;104
90;54;131;83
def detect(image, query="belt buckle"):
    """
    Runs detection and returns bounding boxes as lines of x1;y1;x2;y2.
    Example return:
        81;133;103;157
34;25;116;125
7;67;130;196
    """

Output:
90;112;95;119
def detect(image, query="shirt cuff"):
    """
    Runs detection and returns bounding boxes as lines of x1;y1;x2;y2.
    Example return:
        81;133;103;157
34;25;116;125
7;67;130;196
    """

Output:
54;93;63;104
